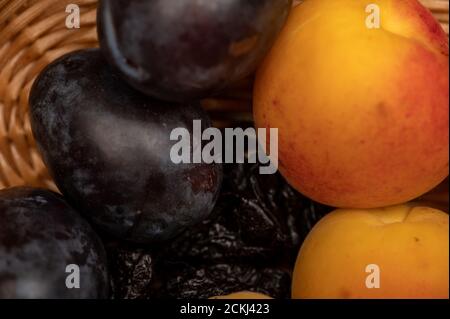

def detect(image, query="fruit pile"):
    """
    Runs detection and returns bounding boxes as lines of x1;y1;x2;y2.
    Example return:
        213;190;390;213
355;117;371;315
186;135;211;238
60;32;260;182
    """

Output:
0;0;448;299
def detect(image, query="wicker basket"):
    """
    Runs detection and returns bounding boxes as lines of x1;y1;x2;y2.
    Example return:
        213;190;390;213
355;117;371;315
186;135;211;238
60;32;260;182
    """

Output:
0;0;449;197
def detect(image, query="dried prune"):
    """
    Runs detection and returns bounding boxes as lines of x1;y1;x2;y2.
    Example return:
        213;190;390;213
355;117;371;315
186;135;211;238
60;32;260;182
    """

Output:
105;240;153;299
150;263;291;299
101;162;330;299
162;162;331;264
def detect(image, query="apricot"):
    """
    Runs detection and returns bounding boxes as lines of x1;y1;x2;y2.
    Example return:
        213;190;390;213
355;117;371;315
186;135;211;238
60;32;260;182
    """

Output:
210;291;272;299
254;0;449;208
292;205;449;299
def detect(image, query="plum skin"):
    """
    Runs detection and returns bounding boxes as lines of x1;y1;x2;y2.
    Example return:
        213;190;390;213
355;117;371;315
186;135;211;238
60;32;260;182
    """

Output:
29;49;223;244
97;0;293;101
0;187;109;299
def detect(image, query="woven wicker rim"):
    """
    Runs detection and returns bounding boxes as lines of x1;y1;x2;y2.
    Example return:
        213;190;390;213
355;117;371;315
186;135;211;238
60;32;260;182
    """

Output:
0;0;448;192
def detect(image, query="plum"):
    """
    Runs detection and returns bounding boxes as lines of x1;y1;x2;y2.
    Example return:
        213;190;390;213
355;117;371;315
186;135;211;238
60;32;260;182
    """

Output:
97;0;292;101
29;49;222;244
0;187;109;299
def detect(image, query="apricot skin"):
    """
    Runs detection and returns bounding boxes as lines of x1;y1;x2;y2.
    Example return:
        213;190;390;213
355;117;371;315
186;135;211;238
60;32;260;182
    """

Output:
254;0;449;208
292;205;449;299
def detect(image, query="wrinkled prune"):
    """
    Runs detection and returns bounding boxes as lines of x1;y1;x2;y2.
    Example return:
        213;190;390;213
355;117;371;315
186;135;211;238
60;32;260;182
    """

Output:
162;162;331;264
105;240;153;299
98;0;293;101
100;162;330;299
211;291;272;299
29;49;222;244
151;263;291;299
0;187;109;299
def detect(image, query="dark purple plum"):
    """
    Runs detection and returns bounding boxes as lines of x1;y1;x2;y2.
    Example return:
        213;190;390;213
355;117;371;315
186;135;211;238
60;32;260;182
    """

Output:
29;49;222;244
0;187;109;299
97;0;292;101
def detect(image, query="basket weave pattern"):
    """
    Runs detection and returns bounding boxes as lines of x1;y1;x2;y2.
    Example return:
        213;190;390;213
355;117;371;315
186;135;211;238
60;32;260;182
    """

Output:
0;0;449;191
